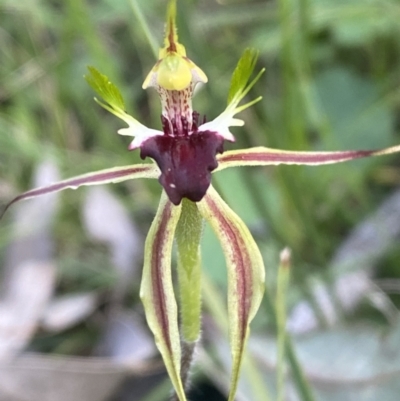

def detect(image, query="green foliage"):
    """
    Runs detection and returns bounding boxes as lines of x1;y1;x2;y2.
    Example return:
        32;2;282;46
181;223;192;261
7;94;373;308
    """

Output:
227;48;262;105
85;66;126;112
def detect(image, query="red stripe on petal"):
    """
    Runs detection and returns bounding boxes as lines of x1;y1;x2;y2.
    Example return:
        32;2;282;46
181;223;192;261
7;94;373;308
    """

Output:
1;164;158;219
216;145;400;170
198;186;265;401
141;193;185;400
204;195;251;345
150;201;174;352
218;148;377;166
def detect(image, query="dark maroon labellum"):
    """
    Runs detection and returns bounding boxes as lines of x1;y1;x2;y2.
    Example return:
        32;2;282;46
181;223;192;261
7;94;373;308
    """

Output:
140;131;224;205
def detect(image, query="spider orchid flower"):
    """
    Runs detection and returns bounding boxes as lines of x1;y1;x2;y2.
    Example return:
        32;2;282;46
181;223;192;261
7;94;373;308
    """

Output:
2;1;400;400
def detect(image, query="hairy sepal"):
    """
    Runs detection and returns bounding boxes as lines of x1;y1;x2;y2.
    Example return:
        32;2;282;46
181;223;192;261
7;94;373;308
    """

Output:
197;186;265;401
1;164;159;220
140;192;186;401
216;145;400;171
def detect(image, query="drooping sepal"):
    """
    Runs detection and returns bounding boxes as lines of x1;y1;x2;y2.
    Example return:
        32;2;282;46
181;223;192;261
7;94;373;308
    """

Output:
140;131;224;205
216;144;400;171
197;185;265;401
140;192;186;401
1;164;159;219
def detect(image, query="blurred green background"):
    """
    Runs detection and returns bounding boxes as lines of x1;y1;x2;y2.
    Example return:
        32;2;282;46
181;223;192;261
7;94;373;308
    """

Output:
1;0;400;400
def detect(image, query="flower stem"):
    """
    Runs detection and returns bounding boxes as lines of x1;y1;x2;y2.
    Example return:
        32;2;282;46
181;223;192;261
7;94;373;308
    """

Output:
170;340;197;401
262;274;317;401
276;248;291;401
176;199;203;342
174;198;203;393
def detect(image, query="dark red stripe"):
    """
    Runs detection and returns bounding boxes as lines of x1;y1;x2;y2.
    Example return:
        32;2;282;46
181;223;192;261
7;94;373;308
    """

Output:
0;166;151;220
218;149;376;165
151;201;173;353
206;196;252;346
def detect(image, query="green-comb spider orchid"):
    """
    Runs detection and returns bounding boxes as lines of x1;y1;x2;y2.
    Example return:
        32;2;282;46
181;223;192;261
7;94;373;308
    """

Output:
2;1;400;401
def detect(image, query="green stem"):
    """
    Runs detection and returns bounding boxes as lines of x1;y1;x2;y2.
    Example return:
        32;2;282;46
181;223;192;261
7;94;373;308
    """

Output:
276;249;291;401
169;340;197;401
277;0;332;267
202;274;271;401
174;199;203;396
129;0;159;58
262;284;317;401
285;337;316;401
176;199;203;343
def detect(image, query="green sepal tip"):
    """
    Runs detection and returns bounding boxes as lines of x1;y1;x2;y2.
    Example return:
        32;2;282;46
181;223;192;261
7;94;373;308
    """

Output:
227;48;264;106
85;66;125;113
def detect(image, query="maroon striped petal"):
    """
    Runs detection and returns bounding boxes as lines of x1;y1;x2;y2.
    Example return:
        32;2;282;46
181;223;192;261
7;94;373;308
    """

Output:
216;144;400;170
197;185;265;401
1;164;159;219
140;192;186;401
